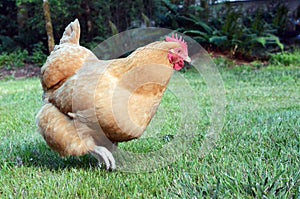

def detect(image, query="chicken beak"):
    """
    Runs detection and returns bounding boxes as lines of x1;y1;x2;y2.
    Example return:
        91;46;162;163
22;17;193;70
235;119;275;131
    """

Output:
185;56;191;63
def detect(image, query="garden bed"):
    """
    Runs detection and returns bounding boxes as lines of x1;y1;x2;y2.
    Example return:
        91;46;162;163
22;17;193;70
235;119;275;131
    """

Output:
0;64;40;80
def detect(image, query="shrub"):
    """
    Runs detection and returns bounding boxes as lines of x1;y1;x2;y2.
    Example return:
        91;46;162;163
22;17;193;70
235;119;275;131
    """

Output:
0;49;28;69
1;0;161;54
0;42;48;69
270;50;300;66
29;42;47;66
160;1;288;60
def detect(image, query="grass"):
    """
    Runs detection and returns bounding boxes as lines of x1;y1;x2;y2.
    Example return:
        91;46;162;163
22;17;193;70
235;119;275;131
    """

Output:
0;62;299;198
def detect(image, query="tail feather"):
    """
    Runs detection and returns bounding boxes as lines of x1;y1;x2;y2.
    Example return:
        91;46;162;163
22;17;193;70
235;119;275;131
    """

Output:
59;19;80;45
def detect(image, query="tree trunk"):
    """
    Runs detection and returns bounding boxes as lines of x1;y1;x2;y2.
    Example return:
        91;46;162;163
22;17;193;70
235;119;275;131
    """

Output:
82;0;93;41
43;0;55;53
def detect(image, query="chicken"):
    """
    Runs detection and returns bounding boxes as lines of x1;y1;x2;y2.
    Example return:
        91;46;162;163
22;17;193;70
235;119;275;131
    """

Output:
40;19;98;100
36;19;190;170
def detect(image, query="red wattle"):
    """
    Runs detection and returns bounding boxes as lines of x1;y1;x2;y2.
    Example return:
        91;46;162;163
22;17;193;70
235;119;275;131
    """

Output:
168;54;184;71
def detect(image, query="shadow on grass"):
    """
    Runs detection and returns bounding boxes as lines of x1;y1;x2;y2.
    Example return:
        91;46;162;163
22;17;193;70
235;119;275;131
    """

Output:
1;140;99;171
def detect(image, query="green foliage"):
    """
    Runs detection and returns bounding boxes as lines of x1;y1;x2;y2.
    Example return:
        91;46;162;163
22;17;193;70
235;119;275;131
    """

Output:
141;13;151;27
221;5;243;41
0;0;161;54
0;0;295;61
252;34;284;50
0;43;47;69
162;0;288;59
0;0;47;53
209;35;228;47
270;50;300;66
0;49;28;69
30;42;47;66
251;9;265;34
272;4;289;33
108;20;119;35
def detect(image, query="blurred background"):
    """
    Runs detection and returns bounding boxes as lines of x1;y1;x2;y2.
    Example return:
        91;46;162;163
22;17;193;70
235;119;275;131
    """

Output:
0;0;299;69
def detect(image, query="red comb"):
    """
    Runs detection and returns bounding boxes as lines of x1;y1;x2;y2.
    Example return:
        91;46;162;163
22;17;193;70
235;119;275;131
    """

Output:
166;33;188;51
166;34;187;46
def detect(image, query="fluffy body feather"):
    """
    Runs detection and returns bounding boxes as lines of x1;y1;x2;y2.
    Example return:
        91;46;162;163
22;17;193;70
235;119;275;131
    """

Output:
37;19;190;170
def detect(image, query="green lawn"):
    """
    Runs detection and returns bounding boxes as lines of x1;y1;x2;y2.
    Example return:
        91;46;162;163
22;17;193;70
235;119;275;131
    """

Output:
0;63;299;198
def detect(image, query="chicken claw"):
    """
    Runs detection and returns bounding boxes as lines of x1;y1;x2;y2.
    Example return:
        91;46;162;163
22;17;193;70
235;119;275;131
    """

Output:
91;146;116;171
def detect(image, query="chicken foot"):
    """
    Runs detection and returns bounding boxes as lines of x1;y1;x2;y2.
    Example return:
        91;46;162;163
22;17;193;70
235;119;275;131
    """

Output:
91;146;116;170
68;112;116;170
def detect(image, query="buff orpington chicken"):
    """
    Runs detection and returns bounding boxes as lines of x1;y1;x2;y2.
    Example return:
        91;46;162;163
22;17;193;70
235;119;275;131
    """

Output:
36;19;190;170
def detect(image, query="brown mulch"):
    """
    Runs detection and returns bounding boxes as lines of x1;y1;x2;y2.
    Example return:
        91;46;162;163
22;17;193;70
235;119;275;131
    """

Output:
0;64;41;80
208;50;270;67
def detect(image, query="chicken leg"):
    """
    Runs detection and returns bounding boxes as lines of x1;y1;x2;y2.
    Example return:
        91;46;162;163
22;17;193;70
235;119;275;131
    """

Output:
36;103;116;170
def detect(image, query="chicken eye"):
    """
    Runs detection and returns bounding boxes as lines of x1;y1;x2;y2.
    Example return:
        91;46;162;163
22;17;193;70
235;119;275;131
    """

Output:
177;49;182;53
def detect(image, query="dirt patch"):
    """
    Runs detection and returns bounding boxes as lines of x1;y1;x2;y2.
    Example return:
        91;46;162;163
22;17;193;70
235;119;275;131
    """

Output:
0;64;41;80
208;50;270;67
